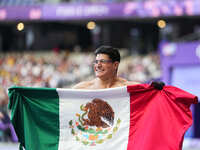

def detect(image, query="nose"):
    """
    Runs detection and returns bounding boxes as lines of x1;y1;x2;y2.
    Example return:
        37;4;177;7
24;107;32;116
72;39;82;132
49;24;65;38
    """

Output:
96;62;102;68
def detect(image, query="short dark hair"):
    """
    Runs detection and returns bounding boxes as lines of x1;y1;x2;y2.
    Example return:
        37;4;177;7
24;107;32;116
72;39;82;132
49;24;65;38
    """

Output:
95;45;120;62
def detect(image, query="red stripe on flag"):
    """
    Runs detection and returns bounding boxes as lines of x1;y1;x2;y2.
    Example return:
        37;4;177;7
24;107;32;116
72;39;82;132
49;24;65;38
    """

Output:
126;84;197;150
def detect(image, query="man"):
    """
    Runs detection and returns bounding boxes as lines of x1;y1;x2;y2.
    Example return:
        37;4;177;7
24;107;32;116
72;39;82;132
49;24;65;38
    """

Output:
73;45;164;89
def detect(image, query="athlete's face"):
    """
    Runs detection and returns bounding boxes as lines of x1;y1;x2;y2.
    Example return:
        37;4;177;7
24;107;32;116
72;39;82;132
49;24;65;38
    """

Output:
94;54;119;79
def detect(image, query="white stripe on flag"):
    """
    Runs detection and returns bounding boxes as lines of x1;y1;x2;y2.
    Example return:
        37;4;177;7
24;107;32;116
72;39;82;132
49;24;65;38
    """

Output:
57;86;130;150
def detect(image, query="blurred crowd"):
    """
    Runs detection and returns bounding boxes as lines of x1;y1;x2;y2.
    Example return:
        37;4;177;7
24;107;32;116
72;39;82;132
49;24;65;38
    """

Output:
0;49;160;89
0;49;161;142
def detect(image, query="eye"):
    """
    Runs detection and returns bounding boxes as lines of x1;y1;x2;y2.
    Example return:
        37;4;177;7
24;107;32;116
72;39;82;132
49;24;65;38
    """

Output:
94;59;112;64
100;60;106;63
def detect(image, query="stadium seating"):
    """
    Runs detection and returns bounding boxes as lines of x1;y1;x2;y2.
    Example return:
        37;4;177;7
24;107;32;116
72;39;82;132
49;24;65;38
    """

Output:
0;0;38;6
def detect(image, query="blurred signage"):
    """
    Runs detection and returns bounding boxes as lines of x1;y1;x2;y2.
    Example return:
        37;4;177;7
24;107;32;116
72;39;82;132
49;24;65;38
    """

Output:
0;9;6;20
42;3;122;20
55;5;109;17
29;9;42;20
0;0;200;21
0;6;41;20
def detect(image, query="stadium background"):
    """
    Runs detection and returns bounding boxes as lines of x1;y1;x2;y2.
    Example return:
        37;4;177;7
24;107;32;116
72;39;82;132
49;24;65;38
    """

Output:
0;0;200;149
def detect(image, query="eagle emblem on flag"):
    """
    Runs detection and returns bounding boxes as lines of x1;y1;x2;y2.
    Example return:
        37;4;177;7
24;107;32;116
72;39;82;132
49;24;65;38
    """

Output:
69;98;121;146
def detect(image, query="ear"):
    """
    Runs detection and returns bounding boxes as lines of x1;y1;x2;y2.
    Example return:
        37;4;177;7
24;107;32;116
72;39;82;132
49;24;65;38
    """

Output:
113;61;119;70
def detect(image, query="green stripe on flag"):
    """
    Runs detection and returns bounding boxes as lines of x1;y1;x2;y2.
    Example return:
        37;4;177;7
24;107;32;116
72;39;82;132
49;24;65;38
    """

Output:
8;86;60;150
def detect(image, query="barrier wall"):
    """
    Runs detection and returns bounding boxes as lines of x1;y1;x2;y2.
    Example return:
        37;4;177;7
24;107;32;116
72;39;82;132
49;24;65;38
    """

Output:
160;41;200;138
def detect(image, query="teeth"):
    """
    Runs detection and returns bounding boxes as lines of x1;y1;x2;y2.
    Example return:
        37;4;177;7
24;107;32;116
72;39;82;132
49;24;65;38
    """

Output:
96;69;103;72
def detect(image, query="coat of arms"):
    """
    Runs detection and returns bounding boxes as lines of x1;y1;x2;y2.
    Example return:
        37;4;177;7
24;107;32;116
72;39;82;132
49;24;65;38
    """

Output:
69;98;121;146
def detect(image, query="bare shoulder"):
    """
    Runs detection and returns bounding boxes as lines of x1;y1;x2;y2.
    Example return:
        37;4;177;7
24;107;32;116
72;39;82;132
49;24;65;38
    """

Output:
72;80;94;89
117;77;140;86
125;81;141;86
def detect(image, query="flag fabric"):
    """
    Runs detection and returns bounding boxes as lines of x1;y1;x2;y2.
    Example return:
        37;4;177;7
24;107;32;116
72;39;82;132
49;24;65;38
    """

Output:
8;84;198;150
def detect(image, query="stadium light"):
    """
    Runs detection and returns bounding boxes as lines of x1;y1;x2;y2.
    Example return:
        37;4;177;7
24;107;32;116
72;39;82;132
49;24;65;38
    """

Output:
157;19;166;29
87;21;96;30
17;22;24;31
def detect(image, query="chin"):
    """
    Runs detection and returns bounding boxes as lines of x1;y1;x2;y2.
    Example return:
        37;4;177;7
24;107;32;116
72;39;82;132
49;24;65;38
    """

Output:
95;74;102;78
95;72;105;78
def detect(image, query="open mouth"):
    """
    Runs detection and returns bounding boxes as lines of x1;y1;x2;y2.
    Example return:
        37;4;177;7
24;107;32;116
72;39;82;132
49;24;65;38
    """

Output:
96;69;104;72
95;69;105;74
95;67;104;72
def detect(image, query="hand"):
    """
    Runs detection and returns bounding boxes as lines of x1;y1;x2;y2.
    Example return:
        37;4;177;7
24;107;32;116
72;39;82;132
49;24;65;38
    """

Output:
150;81;165;90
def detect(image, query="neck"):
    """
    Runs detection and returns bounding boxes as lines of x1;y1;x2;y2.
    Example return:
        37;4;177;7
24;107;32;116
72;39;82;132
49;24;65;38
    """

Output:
95;75;118;88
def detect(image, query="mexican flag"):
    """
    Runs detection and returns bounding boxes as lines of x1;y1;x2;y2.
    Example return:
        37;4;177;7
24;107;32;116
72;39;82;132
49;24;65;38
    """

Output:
8;84;198;150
